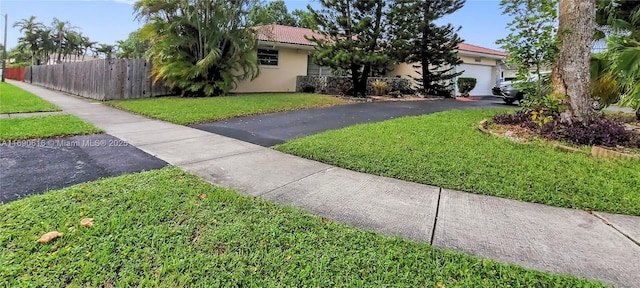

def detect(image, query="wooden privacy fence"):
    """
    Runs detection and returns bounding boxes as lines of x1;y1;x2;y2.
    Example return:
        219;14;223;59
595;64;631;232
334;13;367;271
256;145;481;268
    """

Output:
5;67;26;81
24;59;173;100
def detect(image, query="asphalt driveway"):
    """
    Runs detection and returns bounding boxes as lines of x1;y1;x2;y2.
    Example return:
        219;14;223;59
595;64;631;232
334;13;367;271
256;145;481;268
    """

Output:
0;134;167;203
191;98;507;146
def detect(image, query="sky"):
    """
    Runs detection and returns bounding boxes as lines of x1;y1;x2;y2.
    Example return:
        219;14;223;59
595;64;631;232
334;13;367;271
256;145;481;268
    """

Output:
0;0;513;52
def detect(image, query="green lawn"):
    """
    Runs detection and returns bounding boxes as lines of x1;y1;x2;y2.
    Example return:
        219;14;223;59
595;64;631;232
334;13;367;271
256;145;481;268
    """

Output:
0;114;103;141
107;93;349;125
0;167;602;287
0;82;60;113
275;109;640;216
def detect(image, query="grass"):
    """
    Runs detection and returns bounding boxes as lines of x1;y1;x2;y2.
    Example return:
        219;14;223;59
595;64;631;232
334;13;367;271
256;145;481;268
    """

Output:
275;109;640;216
107;93;349;125
0;167;603;287
0;114;103;141
0;82;60;113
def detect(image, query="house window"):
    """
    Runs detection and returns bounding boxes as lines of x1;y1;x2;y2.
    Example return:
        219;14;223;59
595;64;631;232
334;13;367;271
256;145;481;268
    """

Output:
258;49;278;66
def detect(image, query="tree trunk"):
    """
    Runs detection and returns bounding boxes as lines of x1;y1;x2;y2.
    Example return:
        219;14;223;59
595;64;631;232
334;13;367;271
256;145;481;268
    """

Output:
350;64;359;97
421;0;430;95
552;0;596;122
359;65;371;97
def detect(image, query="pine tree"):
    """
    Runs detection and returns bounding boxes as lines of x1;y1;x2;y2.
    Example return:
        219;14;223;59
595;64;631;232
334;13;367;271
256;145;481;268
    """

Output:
388;0;465;96
307;0;388;97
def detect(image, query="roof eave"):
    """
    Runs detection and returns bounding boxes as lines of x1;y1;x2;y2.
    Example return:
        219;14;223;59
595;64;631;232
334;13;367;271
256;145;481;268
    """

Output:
458;50;506;59
257;40;316;51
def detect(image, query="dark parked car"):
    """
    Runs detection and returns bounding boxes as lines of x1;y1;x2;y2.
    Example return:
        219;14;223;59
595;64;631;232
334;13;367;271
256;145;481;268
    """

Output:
494;73;550;105
495;81;524;105
491;85;502;96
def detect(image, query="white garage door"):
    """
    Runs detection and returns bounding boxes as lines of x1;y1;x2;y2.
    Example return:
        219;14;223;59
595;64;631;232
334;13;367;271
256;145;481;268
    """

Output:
457;64;494;96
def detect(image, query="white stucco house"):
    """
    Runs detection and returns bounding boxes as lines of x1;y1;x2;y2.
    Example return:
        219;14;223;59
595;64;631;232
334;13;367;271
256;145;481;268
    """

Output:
234;24;510;96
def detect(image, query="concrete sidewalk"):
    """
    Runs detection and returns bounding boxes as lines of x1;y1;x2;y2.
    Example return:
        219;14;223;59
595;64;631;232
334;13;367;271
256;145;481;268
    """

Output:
8;80;640;287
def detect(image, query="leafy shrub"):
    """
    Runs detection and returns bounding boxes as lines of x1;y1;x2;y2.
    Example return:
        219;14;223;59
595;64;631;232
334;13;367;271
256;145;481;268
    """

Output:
339;82;353;96
457;77;477;96
494;104;637;148
519;74;552;109
302;85;316;93
401;86;416;95
389;91;402;98
540;115;632;147
492;110;538;130
528;94;565;126
372;80;388;96
591;75;621;110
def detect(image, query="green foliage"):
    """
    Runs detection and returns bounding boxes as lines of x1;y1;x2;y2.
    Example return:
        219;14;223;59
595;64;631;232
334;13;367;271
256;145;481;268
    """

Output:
135;0;260;97
518;73;553;110
94;43;115;59
7;46;33;67
107;93;347;124
524;92;565;126
249;0;297;26
116;29;148;59
530;110;553;126
275;109;640;216
456;77;476;96
593;1;640;114
13;16;96;65
596;0;640;40
496;0;558;84
591;74;621;110
607;36;640;112
371;79;388;95
292;9;318;29
308;0;389;97
0;167;605;286
248;0;318;29
389;90;402;98
388;0;465;96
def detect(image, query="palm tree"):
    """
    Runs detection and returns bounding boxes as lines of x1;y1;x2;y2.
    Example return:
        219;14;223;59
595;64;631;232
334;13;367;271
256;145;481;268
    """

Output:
595;0;640;118
135;0;260;96
38;29;55;65
62;31;82;62
13;16;45;65
95;43;116;59
51;18;78;64
81;36;97;61
607;37;640;118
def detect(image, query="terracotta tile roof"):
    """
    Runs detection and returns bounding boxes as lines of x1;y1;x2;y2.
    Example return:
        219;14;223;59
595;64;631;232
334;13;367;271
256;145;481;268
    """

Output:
255;24;508;57
457;43;508;57
254;24;322;46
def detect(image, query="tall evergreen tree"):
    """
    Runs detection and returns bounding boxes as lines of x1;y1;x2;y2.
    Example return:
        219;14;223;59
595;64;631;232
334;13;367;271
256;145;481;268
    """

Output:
308;0;388;97
388;0;465;96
